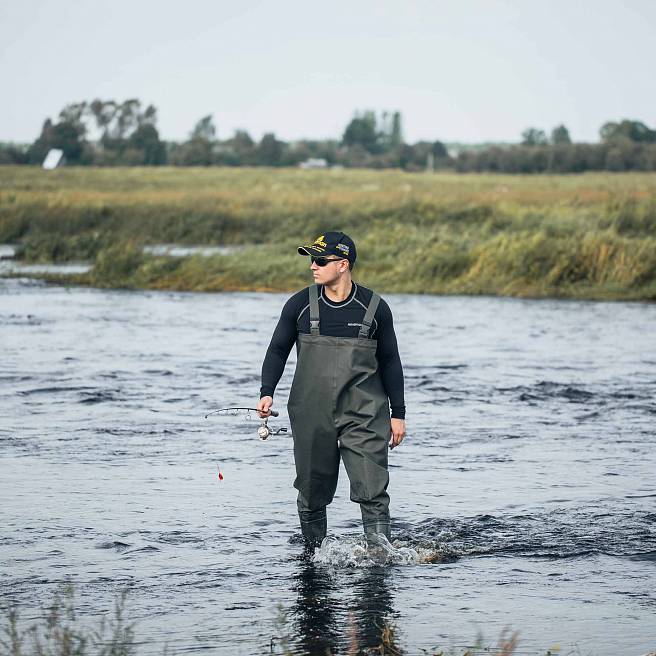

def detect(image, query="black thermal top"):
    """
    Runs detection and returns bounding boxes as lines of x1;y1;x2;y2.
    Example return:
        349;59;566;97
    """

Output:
260;281;406;419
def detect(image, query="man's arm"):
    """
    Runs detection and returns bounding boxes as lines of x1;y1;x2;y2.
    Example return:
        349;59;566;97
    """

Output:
374;298;406;420
259;295;300;400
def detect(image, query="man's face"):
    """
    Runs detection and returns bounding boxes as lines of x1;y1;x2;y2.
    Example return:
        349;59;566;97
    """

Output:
310;257;348;284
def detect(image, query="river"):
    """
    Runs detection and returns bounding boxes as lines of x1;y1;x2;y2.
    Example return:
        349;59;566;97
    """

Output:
1;277;655;655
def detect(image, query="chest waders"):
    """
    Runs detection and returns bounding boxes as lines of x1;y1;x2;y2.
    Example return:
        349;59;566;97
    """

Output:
287;284;392;546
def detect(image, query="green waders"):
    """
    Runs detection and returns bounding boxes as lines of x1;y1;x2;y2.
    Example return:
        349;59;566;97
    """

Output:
287;284;392;546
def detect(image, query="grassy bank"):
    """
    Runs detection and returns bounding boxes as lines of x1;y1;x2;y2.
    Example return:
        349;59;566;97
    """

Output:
1;166;655;299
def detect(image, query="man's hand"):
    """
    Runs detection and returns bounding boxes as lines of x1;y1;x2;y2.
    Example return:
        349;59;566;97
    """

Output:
389;418;406;450
257;396;273;418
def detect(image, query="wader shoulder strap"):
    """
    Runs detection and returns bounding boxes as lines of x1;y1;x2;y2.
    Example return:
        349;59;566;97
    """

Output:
358;292;380;339
309;284;320;335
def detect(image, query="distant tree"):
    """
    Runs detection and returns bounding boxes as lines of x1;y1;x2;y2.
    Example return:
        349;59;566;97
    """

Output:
29;102;88;164
314;140;339;164
600;119;656;143
170;115;218;166
399;143;415;170
87;99;155;140
600;121;621;142
521;128;548;146
551;124;571;144
432;140;449;159
390;112;403;149
114;99;144;139
281;140;311;167
547;144;577;172
435;131;656;174
28;115;88;164
128;124;166;165
605;146;628;171
395;141;433;171
232;130;254;151
376;110;403;154
0;142;28;164
190;115;216;142
171;140;212;166
211;130;257;166
341;143;372;167
289;139;339;165
141;104;157;126
342;111;379;153
89;99;118;139
258;133;283;166
58;102;88;128
69;98;165;164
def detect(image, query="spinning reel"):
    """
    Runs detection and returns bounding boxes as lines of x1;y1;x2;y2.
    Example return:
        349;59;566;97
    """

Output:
205;406;288;440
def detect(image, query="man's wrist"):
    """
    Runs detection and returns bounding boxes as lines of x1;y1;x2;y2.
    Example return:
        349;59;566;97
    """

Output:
391;405;405;420
260;387;274;399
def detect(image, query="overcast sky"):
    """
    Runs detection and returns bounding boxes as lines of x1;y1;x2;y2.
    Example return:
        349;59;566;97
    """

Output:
1;0;655;144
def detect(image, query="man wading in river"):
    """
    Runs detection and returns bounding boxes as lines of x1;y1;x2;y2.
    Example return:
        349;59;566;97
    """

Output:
257;231;406;547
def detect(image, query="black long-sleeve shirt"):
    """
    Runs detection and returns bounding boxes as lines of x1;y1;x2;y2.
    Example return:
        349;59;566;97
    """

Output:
260;281;406;419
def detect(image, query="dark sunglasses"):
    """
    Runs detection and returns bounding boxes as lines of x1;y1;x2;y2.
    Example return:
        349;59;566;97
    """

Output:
311;256;346;267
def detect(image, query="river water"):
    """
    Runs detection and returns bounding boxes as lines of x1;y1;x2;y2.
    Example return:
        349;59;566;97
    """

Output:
1;277;655;655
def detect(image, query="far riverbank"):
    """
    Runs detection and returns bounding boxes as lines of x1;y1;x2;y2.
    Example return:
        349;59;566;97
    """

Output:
1;167;654;300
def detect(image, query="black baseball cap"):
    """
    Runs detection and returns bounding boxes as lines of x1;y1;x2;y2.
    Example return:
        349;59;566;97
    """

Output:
297;231;357;266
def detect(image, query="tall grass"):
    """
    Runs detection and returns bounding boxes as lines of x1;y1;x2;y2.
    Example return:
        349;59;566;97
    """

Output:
1;584;135;656
1;166;655;299
2;584;532;656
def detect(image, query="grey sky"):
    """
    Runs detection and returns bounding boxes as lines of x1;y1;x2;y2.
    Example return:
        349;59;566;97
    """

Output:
1;0;655;144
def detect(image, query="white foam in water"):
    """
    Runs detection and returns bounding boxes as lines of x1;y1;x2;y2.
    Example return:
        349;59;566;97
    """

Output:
311;534;423;567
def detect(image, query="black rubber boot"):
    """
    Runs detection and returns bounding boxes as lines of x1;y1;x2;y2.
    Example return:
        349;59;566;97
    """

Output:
299;508;327;548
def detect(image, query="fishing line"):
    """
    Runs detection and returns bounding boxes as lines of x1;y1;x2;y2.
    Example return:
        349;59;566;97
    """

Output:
206;406;289;483
204;406;288;440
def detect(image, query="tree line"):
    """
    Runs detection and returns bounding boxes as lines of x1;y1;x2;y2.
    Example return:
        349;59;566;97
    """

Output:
1;98;655;173
454;121;656;173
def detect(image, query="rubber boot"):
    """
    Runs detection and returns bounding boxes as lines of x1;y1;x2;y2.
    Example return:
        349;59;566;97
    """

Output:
363;520;391;546
298;508;327;548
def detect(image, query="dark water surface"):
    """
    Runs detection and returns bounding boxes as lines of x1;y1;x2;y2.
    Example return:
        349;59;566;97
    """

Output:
1;278;655;655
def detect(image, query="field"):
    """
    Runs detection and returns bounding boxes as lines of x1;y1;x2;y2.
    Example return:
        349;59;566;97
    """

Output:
1;166;655;299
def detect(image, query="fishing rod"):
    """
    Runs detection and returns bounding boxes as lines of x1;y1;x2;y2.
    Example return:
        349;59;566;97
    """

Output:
204;406;288;440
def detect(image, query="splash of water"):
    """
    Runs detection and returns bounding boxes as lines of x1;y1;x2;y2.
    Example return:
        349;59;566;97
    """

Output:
310;534;446;567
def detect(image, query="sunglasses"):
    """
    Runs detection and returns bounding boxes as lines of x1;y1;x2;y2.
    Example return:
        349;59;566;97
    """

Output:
311;256;346;267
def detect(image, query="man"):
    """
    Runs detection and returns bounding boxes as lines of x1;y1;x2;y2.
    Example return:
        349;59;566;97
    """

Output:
257;231;406;547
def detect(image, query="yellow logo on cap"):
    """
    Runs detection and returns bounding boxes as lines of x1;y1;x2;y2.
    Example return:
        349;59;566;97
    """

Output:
313;235;327;247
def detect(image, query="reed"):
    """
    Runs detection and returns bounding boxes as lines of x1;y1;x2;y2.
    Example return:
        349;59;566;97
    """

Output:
1;584;135;656
2;585;563;656
1;166;655;300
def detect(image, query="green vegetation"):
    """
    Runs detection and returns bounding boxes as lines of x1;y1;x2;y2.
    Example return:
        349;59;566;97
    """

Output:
1;166;655;300
2;584;559;656
2;97;656;174
1;584;135;656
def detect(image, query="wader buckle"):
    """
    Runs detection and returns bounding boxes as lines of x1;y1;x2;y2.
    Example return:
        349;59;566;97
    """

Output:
358;318;373;338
